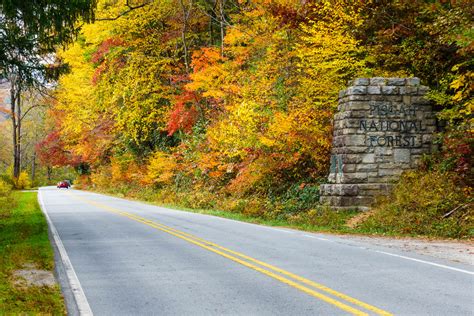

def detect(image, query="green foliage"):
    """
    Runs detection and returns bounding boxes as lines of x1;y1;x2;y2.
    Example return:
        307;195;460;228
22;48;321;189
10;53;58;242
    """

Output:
288;207;357;231
269;183;321;217
0;178;13;208
0;178;12;195
359;171;473;238
356;1;473;128
0;192;65;313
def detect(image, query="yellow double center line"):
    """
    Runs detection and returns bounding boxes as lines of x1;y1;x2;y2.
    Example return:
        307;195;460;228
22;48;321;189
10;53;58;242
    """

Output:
66;191;392;316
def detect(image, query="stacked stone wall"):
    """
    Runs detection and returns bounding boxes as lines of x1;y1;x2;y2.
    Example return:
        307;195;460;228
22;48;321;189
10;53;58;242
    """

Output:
320;77;437;210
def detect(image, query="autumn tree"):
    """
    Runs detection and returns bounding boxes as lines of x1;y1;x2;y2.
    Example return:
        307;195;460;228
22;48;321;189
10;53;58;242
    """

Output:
0;0;96;179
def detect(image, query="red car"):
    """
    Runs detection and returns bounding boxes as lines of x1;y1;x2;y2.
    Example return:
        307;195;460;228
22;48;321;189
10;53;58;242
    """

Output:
57;181;71;189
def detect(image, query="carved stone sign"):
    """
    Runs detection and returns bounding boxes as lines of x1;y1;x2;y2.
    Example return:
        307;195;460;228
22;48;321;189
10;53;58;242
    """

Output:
320;77;437;210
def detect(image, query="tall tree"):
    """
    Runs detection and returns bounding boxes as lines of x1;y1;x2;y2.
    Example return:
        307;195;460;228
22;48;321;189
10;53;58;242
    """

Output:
0;0;96;178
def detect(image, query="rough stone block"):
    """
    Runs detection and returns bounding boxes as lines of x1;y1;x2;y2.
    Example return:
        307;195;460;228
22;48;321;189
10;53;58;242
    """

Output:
344;135;366;146
382;86;399;95
343;119;360;129
367;172;378;178
423;118;436;126
424;126;437;133
342;128;362;136
334;112;348;121
323;184;360;196
342;164;357;173
400;86;418;95
347;101;370;110
393;149;411;163
422;134;433;144
340;154;363;164
402;95;411;105
352;196;375;206
378;162;403;169
416;111;425;120
370;95;403;102
367;86;381;94
339;90;347;99
347;86;367;95
368;175;399;183
370;77;387;86
359;183;393;192
407;77;421;86
353;78;370;86
374;147;393;156
348;95;370;101
378;168;404;176
387;78;406;86
341;172;368;183
347;110;367;118
337;146;368;154
356;164;378;172
333;136;344;147
361;153;375;163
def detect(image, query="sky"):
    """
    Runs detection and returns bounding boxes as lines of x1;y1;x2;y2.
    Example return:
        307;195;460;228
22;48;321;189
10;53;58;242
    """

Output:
0;80;10;121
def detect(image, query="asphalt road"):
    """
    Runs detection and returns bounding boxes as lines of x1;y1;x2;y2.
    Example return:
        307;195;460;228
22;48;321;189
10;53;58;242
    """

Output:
39;187;473;315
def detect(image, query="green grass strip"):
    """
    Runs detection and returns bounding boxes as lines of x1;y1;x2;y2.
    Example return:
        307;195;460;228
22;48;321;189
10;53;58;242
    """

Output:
0;191;65;314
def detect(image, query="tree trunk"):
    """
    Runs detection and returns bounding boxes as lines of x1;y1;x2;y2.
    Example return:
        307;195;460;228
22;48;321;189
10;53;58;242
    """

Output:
179;0;193;74
47;166;52;181
31;152;36;182
16;85;22;179
10;76;21;179
220;0;225;56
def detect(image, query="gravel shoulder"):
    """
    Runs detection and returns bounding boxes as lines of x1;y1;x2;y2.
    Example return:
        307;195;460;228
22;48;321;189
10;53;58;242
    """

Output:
336;234;474;266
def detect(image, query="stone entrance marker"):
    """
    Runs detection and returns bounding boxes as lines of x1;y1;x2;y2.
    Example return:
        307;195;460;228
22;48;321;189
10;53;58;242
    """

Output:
319;77;437;210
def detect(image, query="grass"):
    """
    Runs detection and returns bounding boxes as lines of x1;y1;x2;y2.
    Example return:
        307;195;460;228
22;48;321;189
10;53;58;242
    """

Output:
0;191;65;314
163;204;358;233
83;186;360;235
84;182;472;240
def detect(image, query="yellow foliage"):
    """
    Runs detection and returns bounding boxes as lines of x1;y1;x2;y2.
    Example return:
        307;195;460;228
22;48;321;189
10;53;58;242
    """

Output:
14;172;31;190
0;178;12;197
90;166;112;188
145;152;178;185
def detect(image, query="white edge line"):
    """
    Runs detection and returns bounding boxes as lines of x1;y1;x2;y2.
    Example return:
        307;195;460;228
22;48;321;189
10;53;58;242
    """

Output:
38;189;94;315
375;250;474;275
304;234;330;241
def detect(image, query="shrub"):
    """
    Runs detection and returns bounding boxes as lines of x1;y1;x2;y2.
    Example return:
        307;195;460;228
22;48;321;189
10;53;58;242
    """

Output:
276;183;320;217
0;178;12;197
144;152;178;186
288;207;357;230
90;166;112;188
0;178;14;212
359;171;473;238
241;198;267;218
14;171;31;190
74;175;92;189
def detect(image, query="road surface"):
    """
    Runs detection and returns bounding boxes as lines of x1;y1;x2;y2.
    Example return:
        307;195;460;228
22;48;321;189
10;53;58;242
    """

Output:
39;187;473;315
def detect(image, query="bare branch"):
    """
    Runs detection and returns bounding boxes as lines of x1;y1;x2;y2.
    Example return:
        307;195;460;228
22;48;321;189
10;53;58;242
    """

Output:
20;103;47;121
96;0;152;21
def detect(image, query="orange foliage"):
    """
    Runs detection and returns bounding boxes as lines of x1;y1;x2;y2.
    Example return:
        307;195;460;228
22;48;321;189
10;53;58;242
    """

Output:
167;90;200;136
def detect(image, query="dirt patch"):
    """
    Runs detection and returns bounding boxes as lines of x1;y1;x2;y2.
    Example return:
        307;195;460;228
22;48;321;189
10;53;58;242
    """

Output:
345;210;375;229
12;263;57;288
